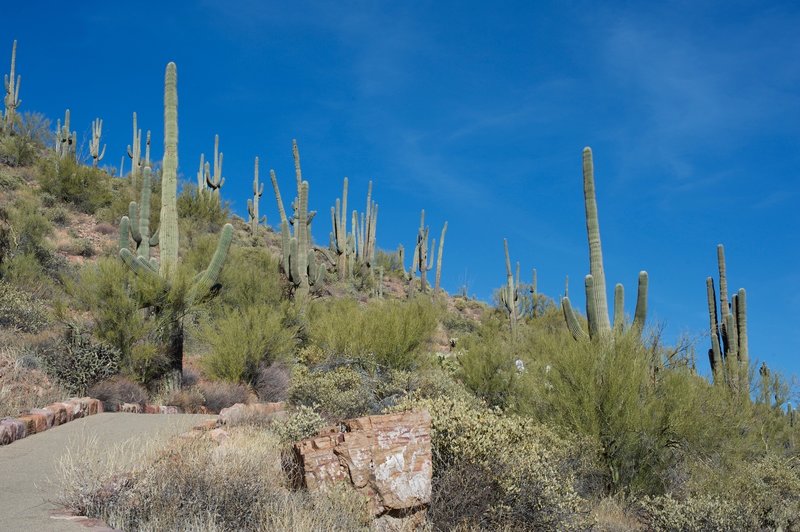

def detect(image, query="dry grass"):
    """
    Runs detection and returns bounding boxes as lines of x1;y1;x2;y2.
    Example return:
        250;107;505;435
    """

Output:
55;426;371;531
0;341;66;417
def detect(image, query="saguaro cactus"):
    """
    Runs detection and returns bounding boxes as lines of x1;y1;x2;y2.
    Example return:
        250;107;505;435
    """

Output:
355;181;378;273
55;109;75;159
3;40;21;133
561;147;648;341
330;177;355;280
127;113;142;181
119;62;234;374
247;156;266;232
500;239;520;333
272;141;325;299
89;118;106;167
706;244;749;394
434;221;447;294
205;134;225;197
414;210;435;292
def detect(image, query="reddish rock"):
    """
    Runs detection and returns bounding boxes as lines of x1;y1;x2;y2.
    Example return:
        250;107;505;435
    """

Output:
44;403;70;425
159;406;181;414
218;402;286;425
294;410;432;520
0;418;26;445
18;413;48;435
144;404;160;414
120;403;142;413
78;397;103;415
65;399;86;419
28;408;55;429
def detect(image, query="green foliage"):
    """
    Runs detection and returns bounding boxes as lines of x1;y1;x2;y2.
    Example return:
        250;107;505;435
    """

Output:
37;155;114;214
39;323;122;395
0;281;48;332
210;245;283;311
201;304;298;383
0;133;38;167
177;183;230;234
272;405;326;443
288;365;375;419
308;296;439;371
389;395;594;530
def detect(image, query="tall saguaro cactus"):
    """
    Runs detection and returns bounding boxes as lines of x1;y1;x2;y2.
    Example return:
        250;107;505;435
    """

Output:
89;118;106;167
562;147;648;341
414;210;435;292
127;112;151;183
205;134;225;197
434;221;448;294
247;156;266;232
501;239;520;333
119;62;234;375
354;181;378;274
330;177;354;279
3;40;21;133
55;109;75;159
706;244;749;395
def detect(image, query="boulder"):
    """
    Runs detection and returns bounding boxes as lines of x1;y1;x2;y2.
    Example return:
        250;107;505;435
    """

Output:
218;402;286;425
159;406;181;414
0;418;26;445
144;404;161;414
44;403;70;425
120;403;142;413
209;428;229;445
294;410;432;523
28;408;55;429
17;413;48;435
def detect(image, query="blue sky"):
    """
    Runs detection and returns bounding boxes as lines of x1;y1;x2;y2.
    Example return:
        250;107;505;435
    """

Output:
8;1;800;380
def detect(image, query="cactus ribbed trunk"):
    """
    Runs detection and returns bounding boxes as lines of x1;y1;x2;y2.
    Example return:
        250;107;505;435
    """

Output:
435;221;447;294
706;277;723;383
736;288;749;393
582;148;611;334
159;63;179;277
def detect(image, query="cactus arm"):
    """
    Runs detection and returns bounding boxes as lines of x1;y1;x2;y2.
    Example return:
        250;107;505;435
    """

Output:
435;221;447;293
188;223;233;302
270;169;288;226
585;275;600;340
706;277;724;384
582;147;611;333
632;271;648;332
159;62;179;277
613;283;625;333
119;216;131;251
149;228;159;247
292;139;303;192
562;297;589;341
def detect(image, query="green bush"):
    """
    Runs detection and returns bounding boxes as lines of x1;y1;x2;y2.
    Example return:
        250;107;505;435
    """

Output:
308;296;439;371
37;155;113;214
389;395;594;530
197;381;251;413
177;183;230;234
272;405;326;443
39;324;122;395
0;133;38;167
0;281;49;332
288;365;375;420
201;304;298;383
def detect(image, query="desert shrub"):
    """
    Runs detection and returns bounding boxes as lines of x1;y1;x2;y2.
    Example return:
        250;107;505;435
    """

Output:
288;365;375;420
177;183;230;233
45;205;70;226
372;248;405;274
0;167;25;190
72;258;149;358
216;246;283;310
56;427;370;531
389;395;594;530
37;155;113;214
58;237;95;257
256;360;291;402
637;494;751;531
124;342;171;387
197;381;251;413
160;386;206;412
0;343;66;417
88;376;149;411
308;296;439;371
39;323;122;394
272;405;326;443
0;281;49;332
0;133;38;167
201;304;298;383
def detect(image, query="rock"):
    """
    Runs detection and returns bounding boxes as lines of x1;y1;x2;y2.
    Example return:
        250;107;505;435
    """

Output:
44;403;70;425
120;403;142;413
144;404;160;414
28;408;55;429
0;418;26;445
294;410;432;522
218;402;286;425
17;413;48;435
159;406;181;414
65;398;86;419
209;428;229;445
193;419;219;431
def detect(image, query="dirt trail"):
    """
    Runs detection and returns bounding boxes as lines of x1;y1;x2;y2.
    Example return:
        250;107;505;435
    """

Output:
0;412;214;531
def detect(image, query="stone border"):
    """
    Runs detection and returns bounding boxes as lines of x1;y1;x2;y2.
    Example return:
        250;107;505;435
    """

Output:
0;397;187;446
